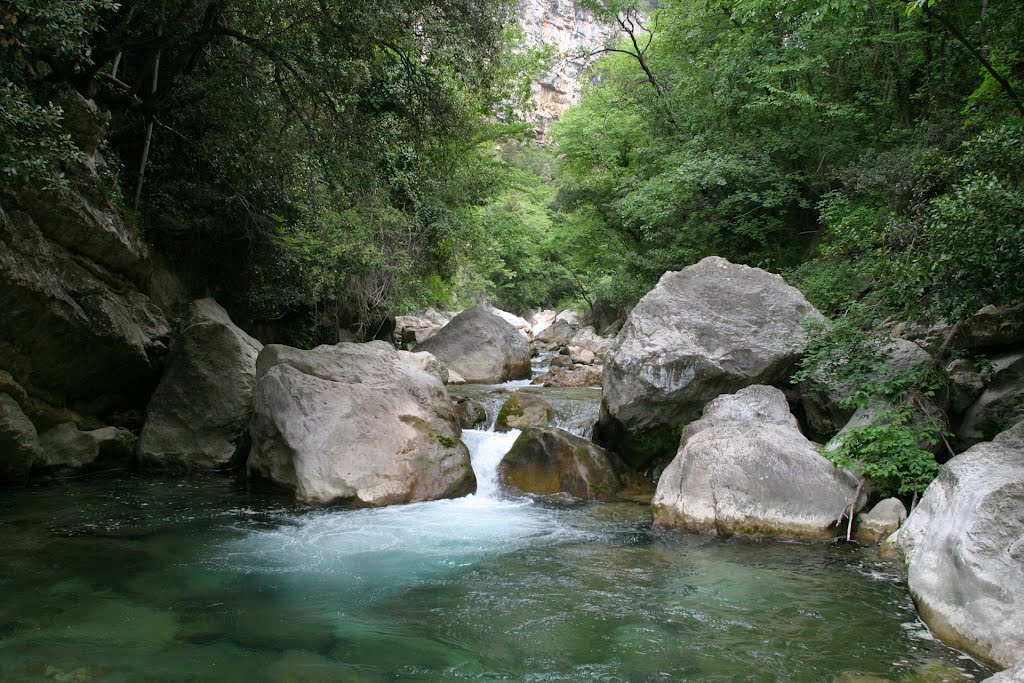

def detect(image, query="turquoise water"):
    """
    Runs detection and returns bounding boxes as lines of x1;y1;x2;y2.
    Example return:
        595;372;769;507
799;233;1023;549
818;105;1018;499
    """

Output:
0;428;990;682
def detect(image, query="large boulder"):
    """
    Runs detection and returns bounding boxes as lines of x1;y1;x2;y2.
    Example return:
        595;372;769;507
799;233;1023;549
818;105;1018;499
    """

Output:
957;351;1024;448
596;257;822;467
247;341;475;506
483;303;533;338
895;421;1024;669
0;207;170;418
0;393;39;481
139;299;263;469
498;427;623;500
495;391;554;432
416;305;530;384
653;385;864;541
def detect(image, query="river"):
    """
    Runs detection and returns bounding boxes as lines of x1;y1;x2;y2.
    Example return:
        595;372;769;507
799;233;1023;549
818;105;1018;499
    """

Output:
0;381;990;682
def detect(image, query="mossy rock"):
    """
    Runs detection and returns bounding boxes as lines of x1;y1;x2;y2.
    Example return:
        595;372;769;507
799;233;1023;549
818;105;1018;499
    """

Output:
495;392;554;433
498;427;625;500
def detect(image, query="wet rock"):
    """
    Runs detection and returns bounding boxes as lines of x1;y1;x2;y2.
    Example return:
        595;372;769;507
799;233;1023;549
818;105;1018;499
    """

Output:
0;393;39;481
855;498;907;545
597;257;822;468
958;352;1024;448
499;427;623;500
139;299;263;470
248;341;474;506
896;420;1024;668
495;391;554;432
653;385;864;541
453;397;487;429
34;422;134;474
417;305;531;384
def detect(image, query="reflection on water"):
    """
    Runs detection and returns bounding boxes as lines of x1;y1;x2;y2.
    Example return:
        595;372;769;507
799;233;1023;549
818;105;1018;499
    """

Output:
0;428;990;683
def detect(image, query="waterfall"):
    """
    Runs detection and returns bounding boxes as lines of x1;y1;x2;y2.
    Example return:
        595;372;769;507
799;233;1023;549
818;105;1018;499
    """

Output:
462;429;521;500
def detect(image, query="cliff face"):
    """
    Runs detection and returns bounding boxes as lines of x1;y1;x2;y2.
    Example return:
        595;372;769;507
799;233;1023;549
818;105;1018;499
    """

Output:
518;0;617;128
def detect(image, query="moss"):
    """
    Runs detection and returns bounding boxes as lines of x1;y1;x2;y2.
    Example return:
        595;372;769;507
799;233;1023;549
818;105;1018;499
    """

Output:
437;435;458;448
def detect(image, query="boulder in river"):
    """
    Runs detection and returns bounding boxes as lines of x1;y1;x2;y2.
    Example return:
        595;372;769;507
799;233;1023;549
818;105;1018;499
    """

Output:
417;305;531;384
35;422;134;474
596;257;822;468
495;391;554;432
653;385;864;541
895;420;1024;669
248;341;475;506
498;427;623;500
854;498;907;545
139;299;263;470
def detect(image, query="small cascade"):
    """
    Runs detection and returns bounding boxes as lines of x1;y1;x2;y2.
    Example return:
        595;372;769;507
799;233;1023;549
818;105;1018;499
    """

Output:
462;428;521;499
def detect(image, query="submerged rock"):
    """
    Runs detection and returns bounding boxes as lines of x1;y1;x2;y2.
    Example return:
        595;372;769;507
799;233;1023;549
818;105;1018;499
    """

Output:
248;341;475;506
417;305;531;384
653;385;864;541
499;427;623;500
495;391;554;432
896;420;1024;669
139;299;263;470
596;257;822;468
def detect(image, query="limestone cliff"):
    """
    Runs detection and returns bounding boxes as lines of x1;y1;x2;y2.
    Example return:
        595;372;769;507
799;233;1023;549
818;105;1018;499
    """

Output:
518;0;618;128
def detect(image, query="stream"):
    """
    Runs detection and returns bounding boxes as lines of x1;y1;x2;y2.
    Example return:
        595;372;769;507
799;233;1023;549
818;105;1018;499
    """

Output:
0;381;991;682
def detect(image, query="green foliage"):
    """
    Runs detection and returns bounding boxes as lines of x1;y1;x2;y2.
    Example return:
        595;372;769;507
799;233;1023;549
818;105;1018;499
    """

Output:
824;406;942;497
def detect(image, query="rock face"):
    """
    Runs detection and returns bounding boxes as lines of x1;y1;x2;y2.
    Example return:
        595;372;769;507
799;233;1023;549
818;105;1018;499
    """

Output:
139;300;263;470
498;427;623;499
653;385;863;541
0;207;170;418
0;394;39;481
895;421;1024;669
855;498;908;545
416;305;531;384
518;0;618;129
248;341;475;506
597;257;823;467
958;352;1024;447
495;391;554;432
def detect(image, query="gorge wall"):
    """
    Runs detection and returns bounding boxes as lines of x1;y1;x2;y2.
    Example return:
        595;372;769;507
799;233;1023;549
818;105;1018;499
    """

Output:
518;0;618;129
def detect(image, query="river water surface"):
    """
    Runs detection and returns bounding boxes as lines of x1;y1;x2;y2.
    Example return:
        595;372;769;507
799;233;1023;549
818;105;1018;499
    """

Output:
0;384;990;682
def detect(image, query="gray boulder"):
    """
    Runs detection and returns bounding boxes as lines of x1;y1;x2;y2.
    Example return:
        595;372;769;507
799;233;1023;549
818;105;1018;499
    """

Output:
453;397;487;429
855;498;907;545
248;341;475;506
483;303;533;338
653;385;864;541
597;257;822;467
533;364;602;388
534;320;576;347
394;307;454;349
946;358;986;415
569;326;613;358
958;352;1024;448
495;391;554;432
896;421;1024;668
139;299;263;470
0;394;39;481
417;305;530;384
35;422;134;474
498;427;623;500
397;350;449;385
958;302;1024;351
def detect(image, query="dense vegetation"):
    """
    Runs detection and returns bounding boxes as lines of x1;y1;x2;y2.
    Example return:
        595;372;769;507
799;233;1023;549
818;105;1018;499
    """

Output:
1;0;533;342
